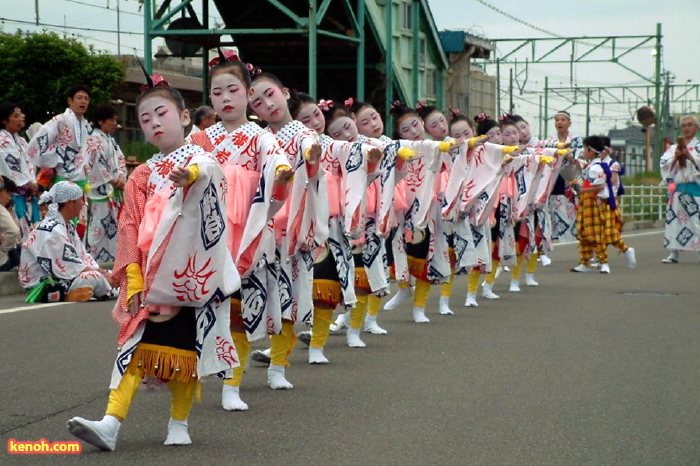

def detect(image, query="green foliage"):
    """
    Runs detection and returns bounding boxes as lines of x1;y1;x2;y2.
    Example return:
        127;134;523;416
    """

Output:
621;170;662;186
0;31;124;127
119;140;159;163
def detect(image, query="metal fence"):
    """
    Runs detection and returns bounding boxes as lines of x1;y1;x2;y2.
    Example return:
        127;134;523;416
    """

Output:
620;185;667;222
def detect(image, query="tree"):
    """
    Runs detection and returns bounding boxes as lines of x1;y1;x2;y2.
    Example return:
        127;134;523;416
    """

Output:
0;31;124;127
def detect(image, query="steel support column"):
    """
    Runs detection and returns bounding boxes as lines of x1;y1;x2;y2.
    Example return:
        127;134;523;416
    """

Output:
412;0;420;106
356;0;365;100
144;0;153;74
309;0;318;98
385;0;393;130
653;22;663;168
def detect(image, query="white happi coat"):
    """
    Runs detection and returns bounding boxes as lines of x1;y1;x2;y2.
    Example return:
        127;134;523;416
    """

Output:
271;121;328;328
110;145;240;387
0;129;36;239
18;211;112;297
542;132;583;242
81;129;126;262
190;121;290;342
660;137;700;251
318;134;374;304
27;108;90;182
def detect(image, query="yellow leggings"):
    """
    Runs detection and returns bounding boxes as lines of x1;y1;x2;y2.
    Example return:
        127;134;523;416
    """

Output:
440;271;454;298
350;295;368;330
223;330;250;387
468;268;481;293
270;320;297;367
484;259;500;285
414;279;431;308
398;281;410;289
106;363;196;422
511;253;538;279
367;295;382;317
309;307;333;348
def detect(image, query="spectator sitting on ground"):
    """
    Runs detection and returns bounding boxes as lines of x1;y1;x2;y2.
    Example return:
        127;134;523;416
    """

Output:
0;176;21;271
19;181;117;301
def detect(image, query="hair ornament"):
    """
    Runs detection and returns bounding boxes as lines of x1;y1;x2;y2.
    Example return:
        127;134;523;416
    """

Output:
318;99;335;111
344;97;357;110
135;55;170;92
208;47;241;68
475;112;491;124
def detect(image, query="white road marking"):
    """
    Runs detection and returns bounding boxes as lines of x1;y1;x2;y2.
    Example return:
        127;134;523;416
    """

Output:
554;229;664;247
0;302;69;315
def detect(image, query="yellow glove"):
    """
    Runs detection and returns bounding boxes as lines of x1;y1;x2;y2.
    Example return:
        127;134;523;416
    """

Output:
468;136;487;149
539;155;555;165
502;145;519;154
397;147;416;161
438;141;453;153
555;149;569;156
125;262;144;307
187;164;200;185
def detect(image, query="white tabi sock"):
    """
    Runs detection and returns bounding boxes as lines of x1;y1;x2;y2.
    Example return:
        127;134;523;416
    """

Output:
67;415;120;451
267;364;293;390
222;385;249;411
364;314;388;334
383;287;412;310
164;418;191;446
438;296;454;315
412;306;430;323
347;327;367;347
308;346;329;364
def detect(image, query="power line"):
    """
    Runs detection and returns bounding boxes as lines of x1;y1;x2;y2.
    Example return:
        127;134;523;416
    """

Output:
472;0;565;39
1;17;142;35
63;0;142;17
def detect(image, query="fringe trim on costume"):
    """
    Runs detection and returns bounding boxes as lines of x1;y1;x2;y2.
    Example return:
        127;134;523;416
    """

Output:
313;279;342;307
129;343;198;384
407;256;428;281
230;298;244;328
354;267;371;293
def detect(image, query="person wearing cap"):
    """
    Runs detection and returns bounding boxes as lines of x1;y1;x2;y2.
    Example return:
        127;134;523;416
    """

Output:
18;181;116;301
660;115;700;263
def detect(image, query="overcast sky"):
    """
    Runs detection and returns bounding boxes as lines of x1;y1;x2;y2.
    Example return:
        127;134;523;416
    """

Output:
4;0;699;136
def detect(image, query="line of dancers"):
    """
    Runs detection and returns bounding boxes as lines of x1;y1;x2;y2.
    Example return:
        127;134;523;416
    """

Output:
65;50;612;451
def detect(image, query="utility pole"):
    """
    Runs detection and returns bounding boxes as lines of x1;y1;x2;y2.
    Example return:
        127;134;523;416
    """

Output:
538;95;542;140
585;88;591;136
496;58;501;115
652;22;663;169
509;68;513;114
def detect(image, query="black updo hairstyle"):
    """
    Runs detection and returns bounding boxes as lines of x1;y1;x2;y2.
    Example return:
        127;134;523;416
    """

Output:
474;112;498;136
287;91;316;120
345;97;373;116
416;101;440;121
319;100;352;130
447;108;473;134
390;100;418;138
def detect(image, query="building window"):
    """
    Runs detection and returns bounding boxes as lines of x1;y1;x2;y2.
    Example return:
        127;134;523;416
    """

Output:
425;69;436;98
401;1;412;31
419;37;426;65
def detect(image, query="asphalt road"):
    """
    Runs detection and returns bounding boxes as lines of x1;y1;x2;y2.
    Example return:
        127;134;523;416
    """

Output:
1;229;699;465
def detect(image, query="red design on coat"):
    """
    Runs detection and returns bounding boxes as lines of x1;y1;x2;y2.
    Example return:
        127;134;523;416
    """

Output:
215;336;239;366
172;254;216;301
154;159;176;177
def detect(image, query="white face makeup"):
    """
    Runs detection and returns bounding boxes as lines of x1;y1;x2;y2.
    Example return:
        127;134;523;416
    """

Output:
449;120;473;140
248;79;290;126
327;116;359;142
137;95;189;154
501;125;520;146
398;114;425;141
296;103;326;135
516;121;531;143
356;107;384;138
210;73;248;124
485;126;502;144
424;111;448;140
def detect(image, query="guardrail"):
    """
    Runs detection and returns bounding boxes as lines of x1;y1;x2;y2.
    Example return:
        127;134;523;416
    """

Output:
620;184;667;222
